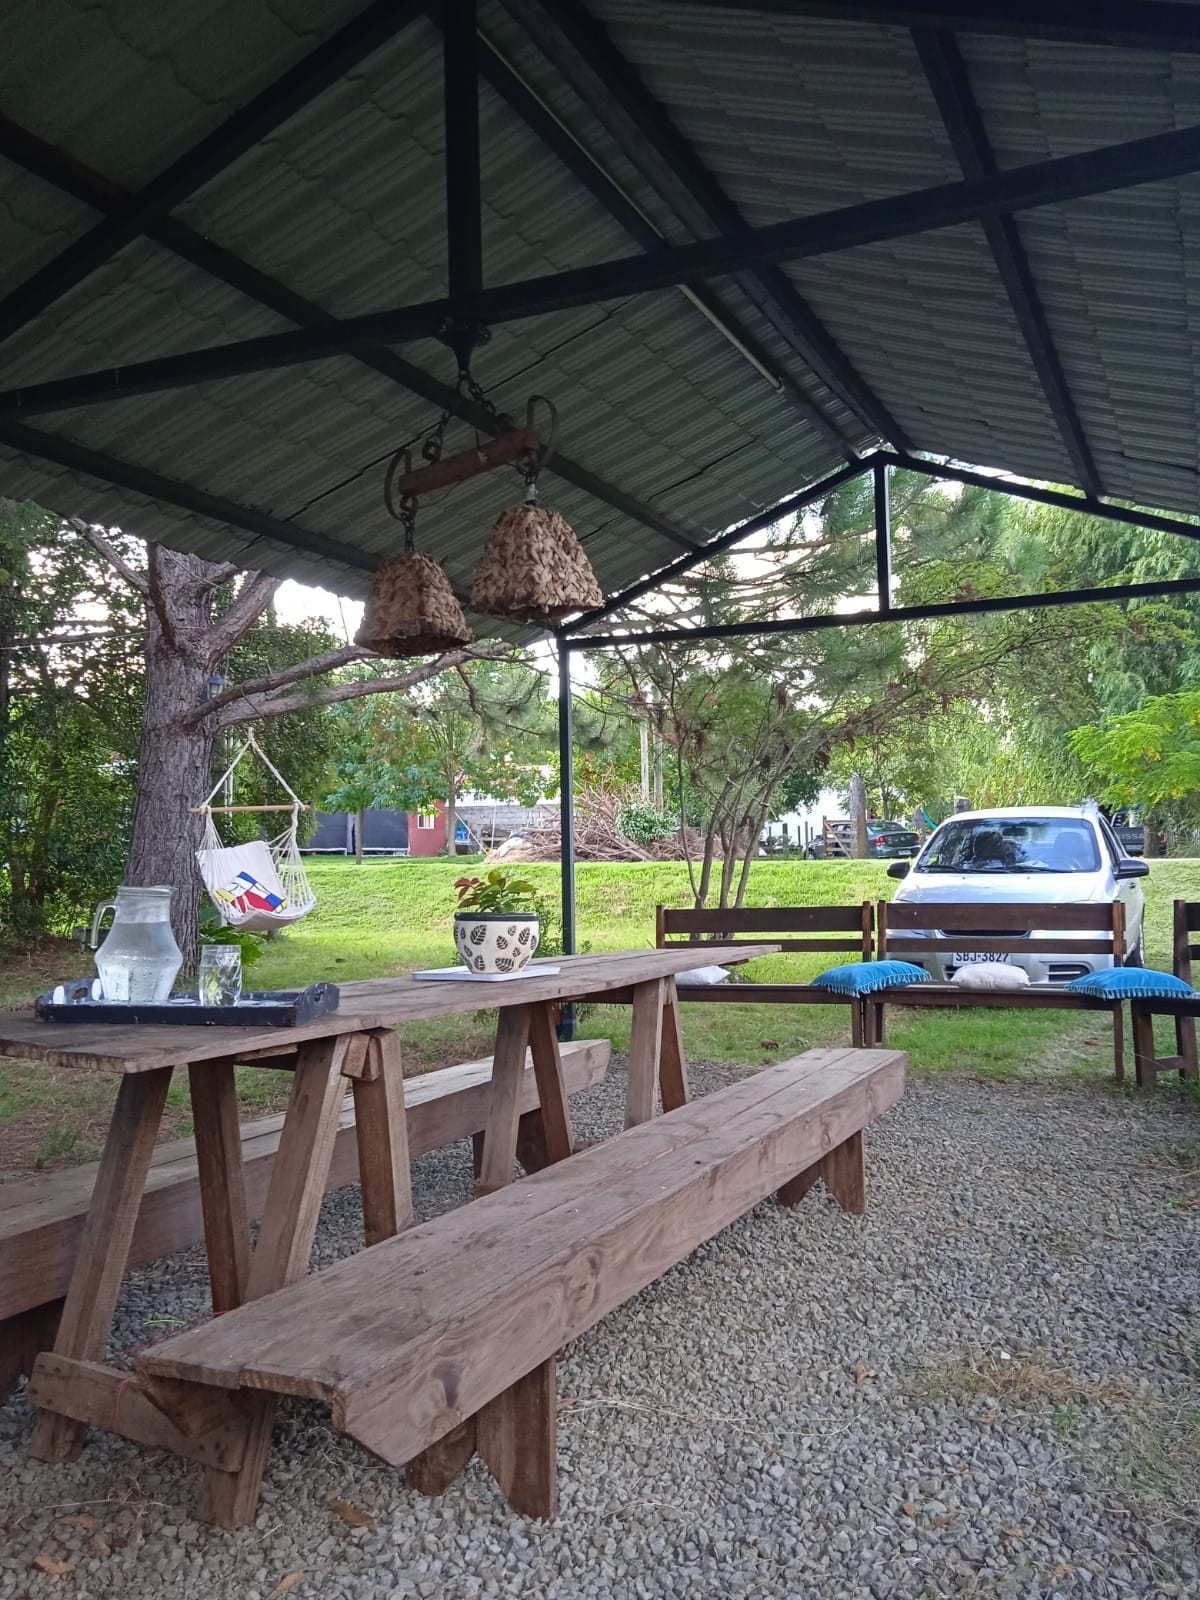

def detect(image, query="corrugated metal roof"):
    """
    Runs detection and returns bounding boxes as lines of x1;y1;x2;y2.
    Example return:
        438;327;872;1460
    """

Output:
2;1;1200;639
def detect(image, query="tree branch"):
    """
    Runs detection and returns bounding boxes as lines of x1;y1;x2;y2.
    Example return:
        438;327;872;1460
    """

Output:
205;571;282;664
68;518;149;597
182;643;372;727
216;644;513;729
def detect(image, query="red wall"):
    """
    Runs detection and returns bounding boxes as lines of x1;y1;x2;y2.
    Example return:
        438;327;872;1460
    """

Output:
407;801;447;856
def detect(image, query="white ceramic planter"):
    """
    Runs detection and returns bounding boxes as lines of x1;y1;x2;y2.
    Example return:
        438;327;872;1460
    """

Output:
454;912;540;974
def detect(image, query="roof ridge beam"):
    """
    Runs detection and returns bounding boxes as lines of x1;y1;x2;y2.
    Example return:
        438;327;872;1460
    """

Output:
473;30;858;461
913;27;1103;498
0;0;427;346
499;0;902;447
5;120;1200;405
672;2;1200;53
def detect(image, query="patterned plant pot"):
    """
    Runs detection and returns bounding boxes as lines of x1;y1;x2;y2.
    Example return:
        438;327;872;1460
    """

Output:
453;912;541;974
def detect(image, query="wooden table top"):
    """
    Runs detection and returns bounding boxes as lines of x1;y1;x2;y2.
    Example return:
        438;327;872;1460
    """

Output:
0;946;779;1073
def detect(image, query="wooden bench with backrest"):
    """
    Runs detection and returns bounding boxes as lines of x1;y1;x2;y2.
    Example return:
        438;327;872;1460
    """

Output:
35;1045;905;1527
867;899;1127;1075
656;904;874;1044
1;1038;610;1399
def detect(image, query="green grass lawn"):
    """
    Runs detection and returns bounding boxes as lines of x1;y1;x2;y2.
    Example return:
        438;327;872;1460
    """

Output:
4;856;1199;1171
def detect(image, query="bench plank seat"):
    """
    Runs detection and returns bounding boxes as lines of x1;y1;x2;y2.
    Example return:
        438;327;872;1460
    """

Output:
1;1039;610;1391
137;1045;905;1518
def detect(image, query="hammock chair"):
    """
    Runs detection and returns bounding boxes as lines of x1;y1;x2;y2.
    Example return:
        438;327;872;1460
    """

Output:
194;731;318;932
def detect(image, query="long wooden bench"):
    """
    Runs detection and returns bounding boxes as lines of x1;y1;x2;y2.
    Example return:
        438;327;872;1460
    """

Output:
1;1038;610;1398
868;900;1127;1075
64;1045;909;1525
656;904;875;1044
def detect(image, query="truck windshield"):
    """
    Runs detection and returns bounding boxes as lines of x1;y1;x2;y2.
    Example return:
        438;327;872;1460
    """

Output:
916;818;1100;874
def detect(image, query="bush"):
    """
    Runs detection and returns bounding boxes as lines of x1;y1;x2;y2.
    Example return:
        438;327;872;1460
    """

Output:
616;801;678;847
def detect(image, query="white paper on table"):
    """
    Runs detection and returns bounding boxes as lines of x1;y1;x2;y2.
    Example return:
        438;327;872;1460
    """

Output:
412;964;562;983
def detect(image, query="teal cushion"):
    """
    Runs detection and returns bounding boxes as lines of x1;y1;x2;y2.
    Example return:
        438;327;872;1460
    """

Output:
811;960;931;997
1066;967;1194;1000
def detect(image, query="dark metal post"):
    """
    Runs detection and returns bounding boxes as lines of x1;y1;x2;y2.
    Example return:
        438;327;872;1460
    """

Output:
874;458;892;613
443;0;482;311
557;643;577;1041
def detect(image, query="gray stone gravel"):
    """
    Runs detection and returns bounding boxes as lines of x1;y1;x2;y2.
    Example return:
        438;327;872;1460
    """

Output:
2;1060;1198;1600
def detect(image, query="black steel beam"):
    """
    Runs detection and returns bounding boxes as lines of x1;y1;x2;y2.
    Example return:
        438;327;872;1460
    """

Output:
672;2;1200;53
563;457;869;634
475;32;857;460
444;0;483;311
503;0;899;447
873;459;893;612
878;452;1200;543
573;572;1200;653
914;27;1103;498
0;0;426;347
0;421;380;574
557;646;578;957
0;122;702;557
7;118;1200;408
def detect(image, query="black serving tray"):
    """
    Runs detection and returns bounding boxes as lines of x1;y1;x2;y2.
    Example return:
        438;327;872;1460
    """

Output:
34;981;340;1028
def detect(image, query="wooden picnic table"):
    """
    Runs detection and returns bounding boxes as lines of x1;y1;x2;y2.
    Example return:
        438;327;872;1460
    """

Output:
0;945;775;1469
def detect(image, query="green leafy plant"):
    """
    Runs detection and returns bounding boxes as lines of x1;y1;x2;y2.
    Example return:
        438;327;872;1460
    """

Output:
198;904;266;967
454;868;539;915
616;800;678;847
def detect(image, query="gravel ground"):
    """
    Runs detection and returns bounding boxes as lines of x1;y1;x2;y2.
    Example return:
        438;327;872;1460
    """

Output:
2;1060;1198;1600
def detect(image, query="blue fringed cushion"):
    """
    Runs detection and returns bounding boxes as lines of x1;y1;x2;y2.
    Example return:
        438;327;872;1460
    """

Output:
1065;967;1194;1000
810;960;931;996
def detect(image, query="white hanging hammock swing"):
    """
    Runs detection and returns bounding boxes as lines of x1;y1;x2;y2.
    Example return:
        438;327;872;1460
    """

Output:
194;731;318;933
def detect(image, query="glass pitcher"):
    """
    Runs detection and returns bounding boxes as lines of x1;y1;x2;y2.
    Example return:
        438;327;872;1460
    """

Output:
94;885;183;1004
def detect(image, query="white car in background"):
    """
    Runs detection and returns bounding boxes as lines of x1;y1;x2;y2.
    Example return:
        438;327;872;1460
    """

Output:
887;804;1148;982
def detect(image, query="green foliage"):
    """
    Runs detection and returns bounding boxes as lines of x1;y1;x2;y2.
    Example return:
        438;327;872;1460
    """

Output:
453;868;539;915
198;903;266;967
616;800;677;846
1071;690;1200;811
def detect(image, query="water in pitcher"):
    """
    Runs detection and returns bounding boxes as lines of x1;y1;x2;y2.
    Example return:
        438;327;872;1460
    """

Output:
94;885;183;1004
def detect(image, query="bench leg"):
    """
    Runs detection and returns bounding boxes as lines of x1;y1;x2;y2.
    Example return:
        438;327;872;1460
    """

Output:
658;980;690;1113
351;1029;414;1245
199;1035;351;1528
406;1419;477;1496
477;1357;558;1520
1;1299;63;1402
1179;1013;1199;1081
1132;1006;1157;1090
189;1061;252;1313
1112;1002;1125;1085
777;1130;866;1215
31;1066;173;1464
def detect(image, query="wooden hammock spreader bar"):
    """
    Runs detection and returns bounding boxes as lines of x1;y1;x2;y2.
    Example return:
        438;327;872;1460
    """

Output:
393;428;539;497
189;804;312;814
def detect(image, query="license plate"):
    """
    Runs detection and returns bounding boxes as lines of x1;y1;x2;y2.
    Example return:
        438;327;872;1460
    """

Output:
956;952;1011;964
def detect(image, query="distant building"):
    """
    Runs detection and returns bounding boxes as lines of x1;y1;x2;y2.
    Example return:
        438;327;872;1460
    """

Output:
303;798;557;857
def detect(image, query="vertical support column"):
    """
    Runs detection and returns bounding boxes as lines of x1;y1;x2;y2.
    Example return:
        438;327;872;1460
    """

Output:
443;0;481;312
874;458;892;615
557;642;577;1042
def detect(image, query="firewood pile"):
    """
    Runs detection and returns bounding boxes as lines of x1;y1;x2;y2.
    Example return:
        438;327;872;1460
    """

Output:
493;781;720;863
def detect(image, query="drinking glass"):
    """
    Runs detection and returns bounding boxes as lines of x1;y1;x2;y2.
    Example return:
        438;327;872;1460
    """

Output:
199;945;242;1007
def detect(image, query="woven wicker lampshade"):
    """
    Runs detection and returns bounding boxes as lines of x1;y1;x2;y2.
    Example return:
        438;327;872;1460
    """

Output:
355;550;474;658
470;503;604;622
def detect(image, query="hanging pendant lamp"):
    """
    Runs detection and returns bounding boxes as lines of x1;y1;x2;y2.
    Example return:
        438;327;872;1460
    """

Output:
470;397;604;623
355;448;474;659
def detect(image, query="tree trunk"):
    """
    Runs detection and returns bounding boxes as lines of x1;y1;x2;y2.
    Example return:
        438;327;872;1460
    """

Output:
1144;809;1163;858
849;771;868;858
446;785;458;857
355;807;365;865
124;550;219;972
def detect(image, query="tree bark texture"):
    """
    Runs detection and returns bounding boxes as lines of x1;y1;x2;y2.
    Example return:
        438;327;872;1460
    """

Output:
124;549;218;971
